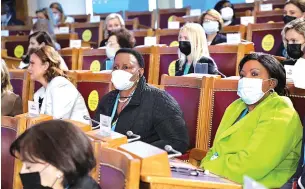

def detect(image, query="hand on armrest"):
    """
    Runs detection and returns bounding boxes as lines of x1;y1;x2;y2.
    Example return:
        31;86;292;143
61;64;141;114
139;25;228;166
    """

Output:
189;148;208;167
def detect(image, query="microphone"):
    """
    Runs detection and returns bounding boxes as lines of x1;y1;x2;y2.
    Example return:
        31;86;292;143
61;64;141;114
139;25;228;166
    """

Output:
126;131;141;143
83;115;100;129
216;69;227;78
164;145;182;159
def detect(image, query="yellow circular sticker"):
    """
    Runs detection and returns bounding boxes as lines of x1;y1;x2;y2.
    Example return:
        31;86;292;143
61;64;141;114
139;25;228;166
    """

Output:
169;41;179;47
168;15;174;22
14;45;24;58
82;29;92;42
168;60;176;76
90;60;101;72
262;34;274;52
88;90;99;111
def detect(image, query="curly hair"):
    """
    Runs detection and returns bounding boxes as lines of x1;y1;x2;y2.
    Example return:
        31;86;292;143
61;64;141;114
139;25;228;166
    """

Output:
30;46;67;82
108;28;136;48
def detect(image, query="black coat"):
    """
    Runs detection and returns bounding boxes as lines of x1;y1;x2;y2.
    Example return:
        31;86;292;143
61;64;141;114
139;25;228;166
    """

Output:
211;33;227;45
175;56;218;76
94;77;189;153
70;175;101;189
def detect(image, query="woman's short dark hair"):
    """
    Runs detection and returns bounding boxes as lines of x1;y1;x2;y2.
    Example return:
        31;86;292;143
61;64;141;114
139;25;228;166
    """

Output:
285;0;305;13
29;31;55;48
115;48;145;68
214;0;236;21
239;53;287;96
109;28;136;48
10;120;96;187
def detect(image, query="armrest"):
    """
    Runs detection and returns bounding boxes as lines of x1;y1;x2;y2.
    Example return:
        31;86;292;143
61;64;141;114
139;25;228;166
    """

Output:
138;24;150;30
64;119;92;132
189;148;208;167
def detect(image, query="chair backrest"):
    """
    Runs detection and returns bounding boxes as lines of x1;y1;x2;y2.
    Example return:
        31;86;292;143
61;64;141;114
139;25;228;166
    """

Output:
58;48;79;70
98;147;140;189
234;10;253;25
260;0;286;10
153;46;179;84
287;83;305;123
198;78;239;151
246;22;284;55
158;7;190;28
172;15;199;25
220;25;247;40
125;18;140;30
134;46;155;84
1;116;26;189
209;43;255;77
78;48;107;71
234;2;257;13
71;22;104;48
132;29;154;46
2;25;32;36
2;36;29;58
94;11;124;21
125;10;155;28
74;71;112;118
68;14;90;23
255;10;284;23
9;69;30;113
2;50;22;69
160;75;206;150
155;29;180;47
55;33;78;49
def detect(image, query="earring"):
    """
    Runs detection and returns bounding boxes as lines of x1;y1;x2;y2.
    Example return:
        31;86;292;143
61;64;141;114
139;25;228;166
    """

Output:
56;173;62;179
270;88;275;93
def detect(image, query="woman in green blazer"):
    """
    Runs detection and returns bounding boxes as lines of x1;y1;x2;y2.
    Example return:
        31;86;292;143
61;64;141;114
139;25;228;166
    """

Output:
201;53;303;188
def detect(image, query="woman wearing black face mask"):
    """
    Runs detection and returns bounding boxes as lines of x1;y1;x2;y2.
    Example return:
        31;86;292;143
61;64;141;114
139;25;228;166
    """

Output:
276;0;305;57
281;18;305;67
175;23;218;76
10;120;101;189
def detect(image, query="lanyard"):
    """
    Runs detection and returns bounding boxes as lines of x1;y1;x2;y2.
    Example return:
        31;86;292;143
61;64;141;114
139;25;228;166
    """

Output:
110;94;120;131
183;64;191;75
303;145;305;166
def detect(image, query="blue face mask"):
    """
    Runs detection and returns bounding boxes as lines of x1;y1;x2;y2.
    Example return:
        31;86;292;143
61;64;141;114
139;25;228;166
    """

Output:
237;78;274;105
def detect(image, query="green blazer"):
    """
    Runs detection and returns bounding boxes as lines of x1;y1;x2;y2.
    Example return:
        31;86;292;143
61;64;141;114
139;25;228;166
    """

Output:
201;93;302;188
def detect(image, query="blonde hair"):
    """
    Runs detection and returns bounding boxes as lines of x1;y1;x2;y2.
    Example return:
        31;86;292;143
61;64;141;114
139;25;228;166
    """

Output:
199;9;224;30
282;17;305;48
1;59;13;93
104;13;125;38
178;23;210;69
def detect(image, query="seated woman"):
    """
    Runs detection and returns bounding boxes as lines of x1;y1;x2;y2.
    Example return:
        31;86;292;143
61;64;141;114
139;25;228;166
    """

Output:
10;120;100;189
175;23;218;76
103;28;136;70
36;7;56;27
281;18;305;66
199;9;227;45
99;13;125;47
50;2;74;25
19;31;67;70
201;53;302;188
94;48;189;153
276;0;305;57
29;46;90;124
214;0;235;26
1;59;23;116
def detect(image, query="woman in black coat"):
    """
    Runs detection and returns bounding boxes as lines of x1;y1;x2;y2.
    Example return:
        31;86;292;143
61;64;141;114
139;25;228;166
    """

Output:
94;48;189;153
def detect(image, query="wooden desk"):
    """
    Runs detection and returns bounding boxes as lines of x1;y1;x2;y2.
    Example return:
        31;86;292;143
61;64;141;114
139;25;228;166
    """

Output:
141;173;242;189
86;130;127;148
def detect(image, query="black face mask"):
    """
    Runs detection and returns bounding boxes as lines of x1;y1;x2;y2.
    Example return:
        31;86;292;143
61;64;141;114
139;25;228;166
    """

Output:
20;172;53;189
287;44;304;59
179;41;191;56
283;15;297;24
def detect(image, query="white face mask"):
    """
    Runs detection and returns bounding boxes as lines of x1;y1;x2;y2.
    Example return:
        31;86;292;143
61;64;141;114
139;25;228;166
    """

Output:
292;58;305;89
221;7;234;21
106;45;118;59
237;78;272;105
53;13;60;23
203;21;219;35
111;70;136;91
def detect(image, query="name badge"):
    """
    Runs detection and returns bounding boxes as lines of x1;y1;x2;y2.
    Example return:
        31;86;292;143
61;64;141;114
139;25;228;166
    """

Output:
90;15;101;23
226;33;241;44
190;9;201;16
59;27;69;34
69;40;82;48
99;114;111;137
168;21;180;29
284;65;294;79
260;4;273;11
210;152;219;161
144;36;157;46
1;30;9;37
240;16;254;26
28;100;39;117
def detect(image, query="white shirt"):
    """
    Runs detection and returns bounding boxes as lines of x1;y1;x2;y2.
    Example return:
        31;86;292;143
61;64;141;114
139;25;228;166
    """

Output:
34;76;91;125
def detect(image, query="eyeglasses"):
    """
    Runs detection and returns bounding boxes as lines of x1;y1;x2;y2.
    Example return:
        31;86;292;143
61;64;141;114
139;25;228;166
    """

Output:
170;166;204;176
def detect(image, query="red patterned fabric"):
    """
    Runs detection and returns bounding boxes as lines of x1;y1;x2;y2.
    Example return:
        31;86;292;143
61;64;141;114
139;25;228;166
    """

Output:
210;53;237;77
1;127;17;189
210;91;239;147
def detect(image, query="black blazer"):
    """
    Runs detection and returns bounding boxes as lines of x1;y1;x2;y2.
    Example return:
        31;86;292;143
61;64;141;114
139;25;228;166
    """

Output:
99;38;108;47
175;56;218;76
94;77;189;153
70;175;101;189
211;33;227;45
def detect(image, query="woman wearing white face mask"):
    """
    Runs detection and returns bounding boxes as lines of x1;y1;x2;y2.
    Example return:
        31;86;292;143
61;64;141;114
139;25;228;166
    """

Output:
201;53;303;188
49;2;74;25
94;48;189;153
103;28;135;70
214;0;235;26
199;9;227;45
